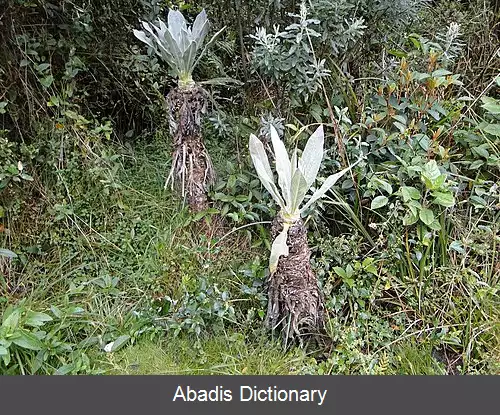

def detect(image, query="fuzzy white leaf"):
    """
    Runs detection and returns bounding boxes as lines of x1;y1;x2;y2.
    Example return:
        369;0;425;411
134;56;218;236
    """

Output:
300;125;324;187
157;19;168;37
270;125;292;208
168;10;187;45
290;148;298;173
141;21;180;69
249;134;286;210
300;158;362;213
192;9;209;44
183;41;198;73
249;134;274;182
161;25;183;63
133;29;153;48
179;26;191;54
269;223;290;274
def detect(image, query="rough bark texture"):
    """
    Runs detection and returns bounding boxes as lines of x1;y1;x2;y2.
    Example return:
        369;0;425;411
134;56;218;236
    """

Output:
266;215;325;339
165;86;214;212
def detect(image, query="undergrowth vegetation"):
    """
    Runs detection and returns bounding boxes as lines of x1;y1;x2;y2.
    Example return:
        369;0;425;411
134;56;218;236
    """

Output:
1;0;498;375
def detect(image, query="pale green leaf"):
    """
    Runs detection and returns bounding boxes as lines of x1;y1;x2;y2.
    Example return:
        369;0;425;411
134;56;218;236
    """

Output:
480;123;500;137
39;75;53;88
333;267;347;278
432;191;455;208
428;220;442;231
403;211;419;226
290;168;308;212
401;186;420;202
449;240;465;254
371;195;388;209
25;311;53;328
419;208;435;226
481;96;500;114
422;160;441;182
12;330;43;351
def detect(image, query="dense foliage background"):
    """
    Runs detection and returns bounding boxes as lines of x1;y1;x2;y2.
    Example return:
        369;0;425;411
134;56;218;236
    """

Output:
0;0;498;374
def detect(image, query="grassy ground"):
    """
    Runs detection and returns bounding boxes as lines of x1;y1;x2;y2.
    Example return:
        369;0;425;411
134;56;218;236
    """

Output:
1;133;498;375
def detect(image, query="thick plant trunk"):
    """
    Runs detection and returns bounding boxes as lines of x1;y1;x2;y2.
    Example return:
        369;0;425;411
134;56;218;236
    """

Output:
266;215;325;339
165;85;215;212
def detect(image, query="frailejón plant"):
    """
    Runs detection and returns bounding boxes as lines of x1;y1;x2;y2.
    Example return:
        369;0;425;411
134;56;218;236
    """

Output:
133;9;221;89
249;125;361;274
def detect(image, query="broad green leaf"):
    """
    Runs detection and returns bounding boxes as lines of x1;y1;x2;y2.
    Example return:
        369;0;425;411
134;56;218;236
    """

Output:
12;330;43;351
480;123;500;137
413;134;430;151
36;63;50;72
2;306;20;329
433;174;446;189
428;220;442;231
374;178;393;195
269;223;290;274
25;311;53;328
371;195;388;210
392;115;407;124
432;191;455;208
432;69;452;77
469;160;484;170
394;121;406;133
290;168;308;213
403;211;419;226
422;160;441;182
299;125;324;187
401;186;420;202
0;345;8;356
300;159;362;213
54;364;76;375
473;144;490;158
270;126;292;207
480;96;500;114
407;199;422;216
2;349;10;366
332;267;347;278
419;208;435;226
39;75;54;88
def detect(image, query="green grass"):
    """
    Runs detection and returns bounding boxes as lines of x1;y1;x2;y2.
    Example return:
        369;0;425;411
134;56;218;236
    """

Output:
104;332;312;375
